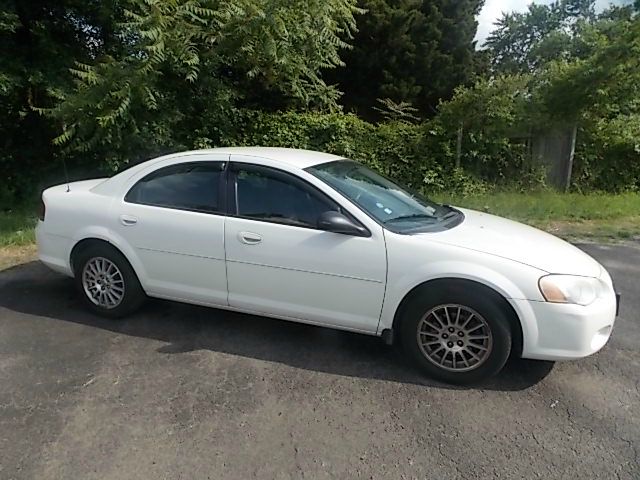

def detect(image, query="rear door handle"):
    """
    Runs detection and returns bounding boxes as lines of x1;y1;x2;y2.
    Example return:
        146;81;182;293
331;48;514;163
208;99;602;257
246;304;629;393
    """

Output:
120;215;138;226
238;231;262;245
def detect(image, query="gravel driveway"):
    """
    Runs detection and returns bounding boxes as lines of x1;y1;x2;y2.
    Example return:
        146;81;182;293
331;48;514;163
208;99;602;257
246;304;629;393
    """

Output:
0;243;638;479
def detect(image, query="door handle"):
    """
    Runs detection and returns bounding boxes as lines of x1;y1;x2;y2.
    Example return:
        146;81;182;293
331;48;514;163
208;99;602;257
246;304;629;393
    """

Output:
120;215;138;226
238;231;262;245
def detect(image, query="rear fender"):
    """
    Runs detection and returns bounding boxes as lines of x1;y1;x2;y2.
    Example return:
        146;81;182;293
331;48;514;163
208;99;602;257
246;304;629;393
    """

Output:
71;226;148;285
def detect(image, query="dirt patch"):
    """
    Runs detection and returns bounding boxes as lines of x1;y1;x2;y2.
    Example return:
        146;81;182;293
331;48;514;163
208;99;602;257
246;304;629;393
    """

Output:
0;244;37;271
529;216;640;244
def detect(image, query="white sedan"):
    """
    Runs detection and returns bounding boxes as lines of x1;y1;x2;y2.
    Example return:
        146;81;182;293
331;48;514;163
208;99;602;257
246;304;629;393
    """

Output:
36;147;618;384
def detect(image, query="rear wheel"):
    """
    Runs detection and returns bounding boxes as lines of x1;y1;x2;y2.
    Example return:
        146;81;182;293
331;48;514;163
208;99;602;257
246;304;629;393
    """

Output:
74;243;145;318
399;282;512;384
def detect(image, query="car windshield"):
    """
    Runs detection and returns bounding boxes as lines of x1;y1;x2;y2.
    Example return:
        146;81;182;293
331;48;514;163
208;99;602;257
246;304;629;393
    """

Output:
307;160;460;233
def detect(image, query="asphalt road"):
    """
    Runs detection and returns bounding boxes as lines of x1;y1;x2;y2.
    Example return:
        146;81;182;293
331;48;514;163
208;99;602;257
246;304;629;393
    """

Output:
0;243;638;479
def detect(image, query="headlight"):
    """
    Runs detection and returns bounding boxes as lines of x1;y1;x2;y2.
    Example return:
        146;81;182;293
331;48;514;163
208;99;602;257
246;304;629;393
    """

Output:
538;275;602;306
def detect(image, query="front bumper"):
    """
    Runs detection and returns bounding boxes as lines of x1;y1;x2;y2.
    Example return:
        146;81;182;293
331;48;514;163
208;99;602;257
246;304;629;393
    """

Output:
514;289;617;361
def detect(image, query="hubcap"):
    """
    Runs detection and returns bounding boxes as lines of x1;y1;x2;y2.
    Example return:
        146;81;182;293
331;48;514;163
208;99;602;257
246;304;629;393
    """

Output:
416;304;493;372
82;257;125;309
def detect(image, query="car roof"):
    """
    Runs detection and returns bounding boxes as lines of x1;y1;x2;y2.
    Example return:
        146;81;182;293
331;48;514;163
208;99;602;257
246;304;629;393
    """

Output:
182;147;343;169
90;147;344;195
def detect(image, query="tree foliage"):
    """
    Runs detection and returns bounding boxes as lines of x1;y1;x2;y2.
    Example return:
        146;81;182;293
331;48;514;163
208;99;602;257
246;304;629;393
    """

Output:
52;0;361;168
0;0;123;203
1;0;639;206
327;0;483;119
447;3;640;191
485;0;598;73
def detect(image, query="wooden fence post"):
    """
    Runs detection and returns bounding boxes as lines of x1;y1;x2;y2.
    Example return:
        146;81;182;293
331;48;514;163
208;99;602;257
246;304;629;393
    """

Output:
564;124;577;192
455;122;463;169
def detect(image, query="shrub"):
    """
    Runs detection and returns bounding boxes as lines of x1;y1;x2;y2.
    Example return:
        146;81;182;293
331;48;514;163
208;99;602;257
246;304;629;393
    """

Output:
202;110;486;195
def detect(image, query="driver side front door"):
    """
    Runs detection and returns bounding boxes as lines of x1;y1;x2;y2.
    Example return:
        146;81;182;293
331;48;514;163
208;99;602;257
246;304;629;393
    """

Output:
224;161;387;333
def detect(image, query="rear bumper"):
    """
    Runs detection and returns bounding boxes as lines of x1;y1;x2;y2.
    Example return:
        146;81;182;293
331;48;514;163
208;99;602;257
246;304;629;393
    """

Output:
36;222;74;277
515;291;616;361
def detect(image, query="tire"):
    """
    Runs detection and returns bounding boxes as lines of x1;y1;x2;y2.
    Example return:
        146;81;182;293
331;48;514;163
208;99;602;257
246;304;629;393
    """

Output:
399;281;512;385
74;243;146;318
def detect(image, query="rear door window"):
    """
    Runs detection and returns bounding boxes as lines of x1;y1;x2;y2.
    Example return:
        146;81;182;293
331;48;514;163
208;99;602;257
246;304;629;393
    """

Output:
125;162;225;214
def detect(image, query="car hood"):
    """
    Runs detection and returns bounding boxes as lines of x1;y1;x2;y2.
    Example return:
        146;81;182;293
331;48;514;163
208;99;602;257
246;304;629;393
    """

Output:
419;208;602;277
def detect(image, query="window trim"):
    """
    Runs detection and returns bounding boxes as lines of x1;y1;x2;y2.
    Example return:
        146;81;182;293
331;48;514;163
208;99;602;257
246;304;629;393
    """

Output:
227;162;370;235
123;161;228;216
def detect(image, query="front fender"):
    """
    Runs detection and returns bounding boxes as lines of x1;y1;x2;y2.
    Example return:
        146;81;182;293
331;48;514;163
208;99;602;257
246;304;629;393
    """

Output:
377;259;543;355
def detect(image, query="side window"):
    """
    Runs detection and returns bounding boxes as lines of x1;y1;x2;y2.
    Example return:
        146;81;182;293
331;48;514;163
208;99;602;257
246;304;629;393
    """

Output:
125;162;224;214
235;167;338;228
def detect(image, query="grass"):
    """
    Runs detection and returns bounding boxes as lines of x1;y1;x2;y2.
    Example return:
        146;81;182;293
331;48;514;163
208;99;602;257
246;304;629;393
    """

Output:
0;206;38;270
433;191;640;242
0;207;37;247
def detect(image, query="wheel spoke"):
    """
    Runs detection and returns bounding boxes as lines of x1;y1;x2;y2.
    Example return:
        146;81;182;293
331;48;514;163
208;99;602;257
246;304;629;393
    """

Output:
419;331;439;338
444;307;452;325
106;291;116;305
431;312;445;328
459;313;474;328
424;317;441;331
466;323;485;334
466;349;481;361
431;345;444;357
469;344;489;352
460;351;470;367
439;350;449;366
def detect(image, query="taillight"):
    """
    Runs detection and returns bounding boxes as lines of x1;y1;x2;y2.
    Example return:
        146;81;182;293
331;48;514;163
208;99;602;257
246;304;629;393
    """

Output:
38;197;46;221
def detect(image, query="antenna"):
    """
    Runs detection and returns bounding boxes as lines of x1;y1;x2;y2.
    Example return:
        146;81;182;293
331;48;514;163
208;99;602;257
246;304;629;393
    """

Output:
62;157;70;192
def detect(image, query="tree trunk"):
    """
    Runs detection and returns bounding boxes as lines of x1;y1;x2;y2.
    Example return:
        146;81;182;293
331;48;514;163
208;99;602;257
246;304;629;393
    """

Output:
455;122;463;169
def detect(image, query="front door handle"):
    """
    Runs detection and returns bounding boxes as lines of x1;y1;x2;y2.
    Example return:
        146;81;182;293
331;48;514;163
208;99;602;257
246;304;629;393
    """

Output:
120;214;138;226
238;231;262;245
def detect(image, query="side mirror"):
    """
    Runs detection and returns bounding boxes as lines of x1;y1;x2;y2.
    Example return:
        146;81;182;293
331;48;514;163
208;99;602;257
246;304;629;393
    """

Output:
317;211;369;237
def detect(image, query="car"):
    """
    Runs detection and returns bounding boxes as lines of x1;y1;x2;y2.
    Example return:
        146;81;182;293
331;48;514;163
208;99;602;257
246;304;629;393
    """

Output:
36;147;619;384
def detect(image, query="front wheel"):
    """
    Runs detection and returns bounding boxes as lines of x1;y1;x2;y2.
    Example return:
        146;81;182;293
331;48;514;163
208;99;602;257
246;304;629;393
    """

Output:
399;283;513;384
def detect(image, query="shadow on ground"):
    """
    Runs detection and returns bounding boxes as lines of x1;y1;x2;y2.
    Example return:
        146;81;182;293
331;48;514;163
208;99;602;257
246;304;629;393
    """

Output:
0;261;554;392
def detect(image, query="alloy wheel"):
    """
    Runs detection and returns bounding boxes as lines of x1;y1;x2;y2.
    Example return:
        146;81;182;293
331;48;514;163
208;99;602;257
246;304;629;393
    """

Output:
82;257;125;309
416;303;493;372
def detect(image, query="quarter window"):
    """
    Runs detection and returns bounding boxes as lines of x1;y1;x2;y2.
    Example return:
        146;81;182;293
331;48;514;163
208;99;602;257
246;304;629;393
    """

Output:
125;162;224;213
234;166;338;228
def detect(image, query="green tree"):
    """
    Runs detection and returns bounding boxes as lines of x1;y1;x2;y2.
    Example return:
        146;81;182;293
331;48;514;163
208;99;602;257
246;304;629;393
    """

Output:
0;0;122;203
327;0;483;120
53;0;361;168
530;12;640;189
485;0;599;74
442;5;640;190
435;74;531;181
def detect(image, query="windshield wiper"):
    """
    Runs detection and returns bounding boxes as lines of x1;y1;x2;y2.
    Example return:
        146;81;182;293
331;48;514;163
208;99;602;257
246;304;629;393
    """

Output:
384;213;438;224
440;210;459;221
